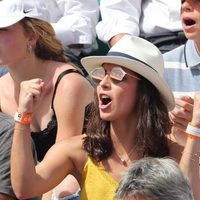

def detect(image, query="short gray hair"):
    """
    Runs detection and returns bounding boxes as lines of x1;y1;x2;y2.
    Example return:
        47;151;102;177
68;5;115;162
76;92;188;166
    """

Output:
115;157;194;200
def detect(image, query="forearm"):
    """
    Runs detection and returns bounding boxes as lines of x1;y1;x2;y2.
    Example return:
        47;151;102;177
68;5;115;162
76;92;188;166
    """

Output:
109;34;129;47
170;126;187;146
97;0;141;43
179;137;200;199
11;123;37;199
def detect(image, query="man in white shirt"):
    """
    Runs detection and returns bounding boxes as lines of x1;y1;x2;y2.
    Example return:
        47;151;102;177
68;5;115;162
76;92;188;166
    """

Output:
45;0;99;56
96;0;186;52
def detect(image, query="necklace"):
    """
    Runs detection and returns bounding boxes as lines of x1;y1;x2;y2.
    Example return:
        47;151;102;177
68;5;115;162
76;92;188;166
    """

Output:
114;145;136;167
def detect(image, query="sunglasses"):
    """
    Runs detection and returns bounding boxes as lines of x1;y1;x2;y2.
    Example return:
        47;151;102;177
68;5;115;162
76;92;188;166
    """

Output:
90;66;141;84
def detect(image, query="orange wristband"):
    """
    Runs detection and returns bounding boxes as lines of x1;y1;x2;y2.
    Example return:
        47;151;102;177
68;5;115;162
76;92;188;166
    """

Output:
14;112;32;124
185;123;200;139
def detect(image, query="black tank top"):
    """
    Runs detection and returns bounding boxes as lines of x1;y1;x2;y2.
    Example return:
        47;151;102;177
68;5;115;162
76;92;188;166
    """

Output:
31;69;92;161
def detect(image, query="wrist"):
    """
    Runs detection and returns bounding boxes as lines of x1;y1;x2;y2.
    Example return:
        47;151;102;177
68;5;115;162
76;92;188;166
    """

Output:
190;121;200;128
186;123;200;139
15;122;30;130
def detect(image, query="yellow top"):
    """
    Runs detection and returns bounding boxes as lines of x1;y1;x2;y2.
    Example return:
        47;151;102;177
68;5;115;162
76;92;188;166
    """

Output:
79;157;119;200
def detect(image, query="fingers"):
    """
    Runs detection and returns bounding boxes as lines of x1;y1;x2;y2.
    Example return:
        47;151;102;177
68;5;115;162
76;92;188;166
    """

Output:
169;96;193;131
180;95;194;104
191;92;200;126
19;79;44;103
169;112;190;130
20;79;44;95
175;96;193;112
18;79;44;114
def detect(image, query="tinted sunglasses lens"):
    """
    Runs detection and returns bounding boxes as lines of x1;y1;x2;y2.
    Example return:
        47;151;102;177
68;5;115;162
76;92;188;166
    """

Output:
110;67;125;81
90;68;105;83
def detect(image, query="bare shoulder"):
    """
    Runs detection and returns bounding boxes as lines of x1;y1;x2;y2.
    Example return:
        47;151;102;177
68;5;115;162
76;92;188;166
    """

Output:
53;63;94;100
57;67;92;90
54;62;91;85
50;135;88;172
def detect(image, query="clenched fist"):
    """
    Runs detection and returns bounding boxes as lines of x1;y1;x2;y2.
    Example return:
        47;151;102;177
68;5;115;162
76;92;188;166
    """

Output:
17;78;45;114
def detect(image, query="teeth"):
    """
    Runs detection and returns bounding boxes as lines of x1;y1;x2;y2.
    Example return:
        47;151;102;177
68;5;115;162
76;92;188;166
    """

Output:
101;94;111;105
102;94;110;99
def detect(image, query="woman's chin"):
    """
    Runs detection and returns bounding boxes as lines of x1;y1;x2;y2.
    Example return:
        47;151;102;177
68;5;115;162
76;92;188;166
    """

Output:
100;113;114;121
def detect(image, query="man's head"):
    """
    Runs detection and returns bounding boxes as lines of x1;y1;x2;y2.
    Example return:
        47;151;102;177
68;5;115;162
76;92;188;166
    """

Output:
115;157;194;200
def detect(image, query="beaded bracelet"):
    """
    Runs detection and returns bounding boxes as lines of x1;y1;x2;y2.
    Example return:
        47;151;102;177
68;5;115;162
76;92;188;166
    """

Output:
185;123;200;139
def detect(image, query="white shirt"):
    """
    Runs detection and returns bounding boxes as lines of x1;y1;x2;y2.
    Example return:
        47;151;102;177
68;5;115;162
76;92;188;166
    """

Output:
96;0;182;43
44;0;99;55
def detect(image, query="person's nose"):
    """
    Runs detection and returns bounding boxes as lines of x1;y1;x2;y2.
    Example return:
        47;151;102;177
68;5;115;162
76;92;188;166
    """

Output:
99;74;111;88
181;0;193;12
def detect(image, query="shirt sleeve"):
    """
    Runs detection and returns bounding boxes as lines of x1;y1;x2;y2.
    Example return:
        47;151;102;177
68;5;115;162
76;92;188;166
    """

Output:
52;0;99;47
96;0;142;43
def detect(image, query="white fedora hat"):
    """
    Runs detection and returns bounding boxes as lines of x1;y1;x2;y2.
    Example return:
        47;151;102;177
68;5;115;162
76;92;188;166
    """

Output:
81;35;175;111
0;0;50;28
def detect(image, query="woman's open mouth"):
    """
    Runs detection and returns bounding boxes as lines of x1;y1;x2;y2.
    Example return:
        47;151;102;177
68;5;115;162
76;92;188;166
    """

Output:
99;94;112;109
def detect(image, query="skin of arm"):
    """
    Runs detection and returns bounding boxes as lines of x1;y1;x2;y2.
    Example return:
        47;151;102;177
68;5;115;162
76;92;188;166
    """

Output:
170;93;200;200
11;127;84;199
109;33;130;47
53;72;94;142
45;71;94;199
10;74;92;199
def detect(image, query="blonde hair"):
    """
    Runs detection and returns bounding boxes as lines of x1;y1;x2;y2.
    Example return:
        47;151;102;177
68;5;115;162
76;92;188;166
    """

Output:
20;18;68;63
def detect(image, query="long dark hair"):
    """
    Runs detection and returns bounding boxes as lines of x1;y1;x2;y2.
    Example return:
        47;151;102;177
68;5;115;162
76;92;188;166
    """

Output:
83;77;172;162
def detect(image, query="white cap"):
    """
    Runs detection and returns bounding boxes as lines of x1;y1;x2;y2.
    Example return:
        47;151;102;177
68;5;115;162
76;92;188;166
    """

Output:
0;0;50;28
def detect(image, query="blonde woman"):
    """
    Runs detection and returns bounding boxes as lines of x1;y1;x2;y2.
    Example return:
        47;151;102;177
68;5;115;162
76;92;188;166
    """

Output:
0;0;93;199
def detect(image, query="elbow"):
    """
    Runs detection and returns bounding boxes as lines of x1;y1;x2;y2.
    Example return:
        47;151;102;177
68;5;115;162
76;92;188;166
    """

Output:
11;173;38;199
14;190;38;200
13;189;29;200
12;183;37;199
14;192;28;200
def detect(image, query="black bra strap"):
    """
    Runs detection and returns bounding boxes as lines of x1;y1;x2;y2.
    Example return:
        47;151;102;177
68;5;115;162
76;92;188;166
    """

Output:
51;69;82;113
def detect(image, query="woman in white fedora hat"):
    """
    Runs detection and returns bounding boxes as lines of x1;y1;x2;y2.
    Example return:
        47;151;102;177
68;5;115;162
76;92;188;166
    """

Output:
0;0;94;199
11;35;199;199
